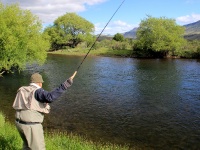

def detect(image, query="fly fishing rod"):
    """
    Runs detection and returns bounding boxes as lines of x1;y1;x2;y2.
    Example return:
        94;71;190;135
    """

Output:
75;0;126;72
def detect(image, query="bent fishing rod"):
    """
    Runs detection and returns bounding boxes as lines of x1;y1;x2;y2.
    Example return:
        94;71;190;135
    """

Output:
72;0;126;77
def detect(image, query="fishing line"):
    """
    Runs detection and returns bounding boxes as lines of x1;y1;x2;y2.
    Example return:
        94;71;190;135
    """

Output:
76;0;126;71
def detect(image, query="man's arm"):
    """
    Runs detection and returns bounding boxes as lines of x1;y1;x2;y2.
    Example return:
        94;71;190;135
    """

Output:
34;79;73;103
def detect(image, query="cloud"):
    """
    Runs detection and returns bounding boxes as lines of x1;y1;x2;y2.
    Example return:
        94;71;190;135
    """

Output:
1;0;107;24
176;13;200;24
1;0;135;35
95;20;137;35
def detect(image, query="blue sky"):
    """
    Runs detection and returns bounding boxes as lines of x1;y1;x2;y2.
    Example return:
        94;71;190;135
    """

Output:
2;0;200;35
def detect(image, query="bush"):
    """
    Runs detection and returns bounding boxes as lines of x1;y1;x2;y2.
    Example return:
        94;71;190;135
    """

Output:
111;41;131;50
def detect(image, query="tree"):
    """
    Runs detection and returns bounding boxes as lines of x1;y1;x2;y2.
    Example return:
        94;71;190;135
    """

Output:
44;13;94;50
179;40;200;58
0;3;50;75
113;33;124;42
134;16;186;57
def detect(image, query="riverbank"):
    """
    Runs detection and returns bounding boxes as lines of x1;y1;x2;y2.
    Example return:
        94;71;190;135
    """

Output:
0;112;129;150
47;48;192;59
48;47;133;57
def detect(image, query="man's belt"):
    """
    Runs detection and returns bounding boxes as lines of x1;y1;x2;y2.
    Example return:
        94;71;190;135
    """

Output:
15;119;40;125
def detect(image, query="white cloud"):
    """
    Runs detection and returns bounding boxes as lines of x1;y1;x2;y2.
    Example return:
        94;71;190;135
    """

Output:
176;13;200;24
95;20;137;35
1;0;135;35
1;0;107;24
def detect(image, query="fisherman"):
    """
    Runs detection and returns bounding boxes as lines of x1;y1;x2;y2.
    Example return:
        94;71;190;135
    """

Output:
12;71;77;150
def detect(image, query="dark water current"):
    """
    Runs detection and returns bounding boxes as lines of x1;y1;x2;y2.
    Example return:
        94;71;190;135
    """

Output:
0;54;200;149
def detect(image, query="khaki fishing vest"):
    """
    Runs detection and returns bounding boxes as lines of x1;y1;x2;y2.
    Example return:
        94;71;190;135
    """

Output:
13;85;50;114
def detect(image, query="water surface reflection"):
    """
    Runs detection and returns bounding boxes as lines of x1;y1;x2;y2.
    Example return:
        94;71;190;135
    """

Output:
0;55;200;149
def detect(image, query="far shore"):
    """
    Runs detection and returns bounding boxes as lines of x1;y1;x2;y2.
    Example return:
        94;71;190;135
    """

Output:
47;49;189;59
47;48;133;58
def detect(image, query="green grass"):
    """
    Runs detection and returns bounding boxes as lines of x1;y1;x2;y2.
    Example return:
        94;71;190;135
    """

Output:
0;113;22;150
0;112;129;150
48;47;133;57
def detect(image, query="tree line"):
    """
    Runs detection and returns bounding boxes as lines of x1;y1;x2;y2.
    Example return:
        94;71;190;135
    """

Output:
0;2;200;74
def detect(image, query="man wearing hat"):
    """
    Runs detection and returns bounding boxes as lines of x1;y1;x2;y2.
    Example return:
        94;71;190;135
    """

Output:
13;71;77;150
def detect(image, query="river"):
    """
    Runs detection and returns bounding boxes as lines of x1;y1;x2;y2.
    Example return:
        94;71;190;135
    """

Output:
0;54;200;149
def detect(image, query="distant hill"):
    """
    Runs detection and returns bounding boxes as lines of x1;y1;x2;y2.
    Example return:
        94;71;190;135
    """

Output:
123;27;138;39
122;20;200;40
183;20;200;40
184;20;200;35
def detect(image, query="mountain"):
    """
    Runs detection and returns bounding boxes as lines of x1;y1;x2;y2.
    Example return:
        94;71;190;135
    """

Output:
183;20;200;40
123;20;200;40
123;27;138;39
184;20;200;35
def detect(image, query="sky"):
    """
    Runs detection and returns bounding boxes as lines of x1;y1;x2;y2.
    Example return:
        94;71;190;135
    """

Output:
1;0;200;35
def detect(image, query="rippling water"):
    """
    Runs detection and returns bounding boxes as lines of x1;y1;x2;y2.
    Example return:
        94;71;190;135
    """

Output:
0;54;200;149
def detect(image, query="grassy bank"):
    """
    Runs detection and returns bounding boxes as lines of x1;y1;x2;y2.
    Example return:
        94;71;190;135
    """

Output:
48;47;133;57
0;112;129;150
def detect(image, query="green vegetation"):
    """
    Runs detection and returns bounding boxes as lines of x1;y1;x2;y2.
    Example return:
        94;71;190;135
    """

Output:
178;40;200;58
0;2;50;75
48;39;133;57
133;16;186;58
48;47;132;57
44;13;95;50
0;112;129;150
0;112;22;150
1;2;200;76
113;33;124;42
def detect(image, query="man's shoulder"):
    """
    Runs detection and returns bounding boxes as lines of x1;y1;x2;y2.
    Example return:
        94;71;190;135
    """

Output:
17;85;37;92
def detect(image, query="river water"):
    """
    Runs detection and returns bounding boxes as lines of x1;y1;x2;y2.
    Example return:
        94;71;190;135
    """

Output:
0;54;200;149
